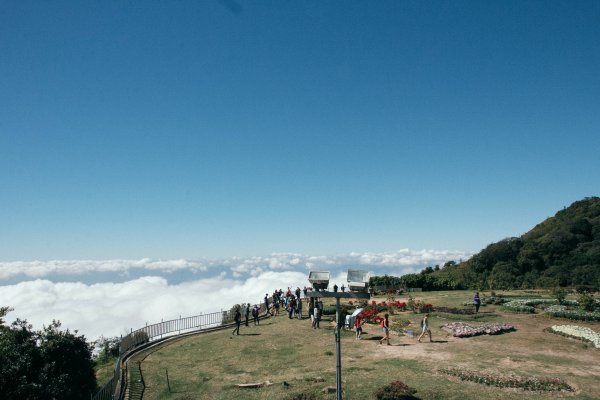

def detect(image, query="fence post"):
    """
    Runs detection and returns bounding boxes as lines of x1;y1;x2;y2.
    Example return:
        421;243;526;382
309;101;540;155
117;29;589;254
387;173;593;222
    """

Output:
166;368;171;393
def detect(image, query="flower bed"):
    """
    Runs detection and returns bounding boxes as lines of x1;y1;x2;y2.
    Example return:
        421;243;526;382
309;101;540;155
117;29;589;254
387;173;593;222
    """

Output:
500;298;557;313
434;306;475;315
443;322;515;338
462;297;505;307
440;368;574;392
545;305;600;322
550;325;600;348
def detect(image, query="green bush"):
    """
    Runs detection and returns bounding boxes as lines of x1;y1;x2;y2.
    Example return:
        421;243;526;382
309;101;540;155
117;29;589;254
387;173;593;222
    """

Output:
577;292;596;312
551;287;567;305
374;380;418;400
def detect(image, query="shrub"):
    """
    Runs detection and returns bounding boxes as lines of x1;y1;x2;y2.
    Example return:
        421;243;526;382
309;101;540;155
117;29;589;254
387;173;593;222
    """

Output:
544;305;600;321
386;290;396;303
419;303;433;313
374;380;418;400
575;285;598;293
551;287;567;305
287;393;318;400
577;292;596;312
390;319;411;335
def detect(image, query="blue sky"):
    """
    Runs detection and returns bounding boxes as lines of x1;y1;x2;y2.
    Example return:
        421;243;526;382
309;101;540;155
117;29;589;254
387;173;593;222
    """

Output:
1;0;599;261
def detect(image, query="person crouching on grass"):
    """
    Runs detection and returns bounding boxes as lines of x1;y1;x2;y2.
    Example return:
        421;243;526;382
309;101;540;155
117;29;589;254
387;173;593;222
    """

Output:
379;314;390;345
417;313;432;342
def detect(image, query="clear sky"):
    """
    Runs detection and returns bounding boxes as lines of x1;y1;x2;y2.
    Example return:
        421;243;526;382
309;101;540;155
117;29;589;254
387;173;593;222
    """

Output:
2;0;599;261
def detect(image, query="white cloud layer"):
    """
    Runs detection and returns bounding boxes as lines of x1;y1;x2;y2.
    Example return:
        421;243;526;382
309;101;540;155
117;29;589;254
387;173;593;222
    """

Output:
0;258;207;280
0;249;473;341
0;271;307;340
0;249;471;280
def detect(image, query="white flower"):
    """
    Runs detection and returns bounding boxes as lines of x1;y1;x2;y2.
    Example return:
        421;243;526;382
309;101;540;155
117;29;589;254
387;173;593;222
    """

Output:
551;325;600;348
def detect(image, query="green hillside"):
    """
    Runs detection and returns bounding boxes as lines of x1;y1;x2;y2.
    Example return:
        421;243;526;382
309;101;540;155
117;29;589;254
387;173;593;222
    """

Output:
373;197;600;291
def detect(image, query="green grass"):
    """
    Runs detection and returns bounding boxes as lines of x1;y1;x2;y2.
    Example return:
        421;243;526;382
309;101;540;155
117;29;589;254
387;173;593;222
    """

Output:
94;357;117;387
128;290;600;399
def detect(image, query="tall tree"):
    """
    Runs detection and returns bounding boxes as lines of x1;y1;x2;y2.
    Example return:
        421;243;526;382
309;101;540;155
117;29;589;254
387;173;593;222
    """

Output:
0;310;96;400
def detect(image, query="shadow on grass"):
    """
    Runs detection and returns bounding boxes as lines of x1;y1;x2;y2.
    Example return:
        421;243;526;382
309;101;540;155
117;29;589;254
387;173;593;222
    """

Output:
418;340;448;343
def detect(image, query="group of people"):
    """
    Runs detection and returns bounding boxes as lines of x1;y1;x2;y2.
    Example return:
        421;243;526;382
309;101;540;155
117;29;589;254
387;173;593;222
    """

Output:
264;287;309;319
369;312;431;345
234;289;481;342
231;302;262;336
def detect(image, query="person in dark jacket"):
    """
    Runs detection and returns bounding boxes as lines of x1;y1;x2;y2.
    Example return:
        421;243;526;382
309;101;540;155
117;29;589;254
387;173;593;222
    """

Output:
245;303;250;326
473;292;481;313
232;307;241;336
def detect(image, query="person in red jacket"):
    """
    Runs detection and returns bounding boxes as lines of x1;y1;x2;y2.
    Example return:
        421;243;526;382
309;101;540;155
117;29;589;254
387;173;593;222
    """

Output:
379;314;390;345
355;314;363;340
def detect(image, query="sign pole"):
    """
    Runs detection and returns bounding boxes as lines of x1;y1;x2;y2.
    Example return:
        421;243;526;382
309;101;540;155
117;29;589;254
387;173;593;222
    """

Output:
335;296;342;400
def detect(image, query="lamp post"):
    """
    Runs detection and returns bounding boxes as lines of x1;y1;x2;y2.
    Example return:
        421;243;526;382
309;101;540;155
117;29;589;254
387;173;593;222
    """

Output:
307;270;370;400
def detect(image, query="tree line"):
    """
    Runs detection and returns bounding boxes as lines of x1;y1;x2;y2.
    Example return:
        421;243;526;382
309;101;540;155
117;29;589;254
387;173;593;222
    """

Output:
371;197;600;291
0;306;97;400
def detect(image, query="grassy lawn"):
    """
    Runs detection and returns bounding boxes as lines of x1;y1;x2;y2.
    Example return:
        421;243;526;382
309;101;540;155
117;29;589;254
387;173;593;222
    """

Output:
94;357;117;388
129;290;600;400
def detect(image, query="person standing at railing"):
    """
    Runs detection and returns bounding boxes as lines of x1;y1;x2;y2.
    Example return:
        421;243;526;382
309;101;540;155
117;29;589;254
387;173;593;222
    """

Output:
264;294;270;316
245;303;250;327
297;296;303;319
232;307;241;336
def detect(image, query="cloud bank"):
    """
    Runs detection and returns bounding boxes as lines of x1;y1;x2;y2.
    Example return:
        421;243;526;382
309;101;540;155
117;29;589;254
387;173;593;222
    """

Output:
0;271;307;340
0;249;471;281
0;249;473;340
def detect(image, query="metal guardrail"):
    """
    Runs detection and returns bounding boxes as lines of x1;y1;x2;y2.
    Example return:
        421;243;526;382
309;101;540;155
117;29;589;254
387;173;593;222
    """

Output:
92;302;268;400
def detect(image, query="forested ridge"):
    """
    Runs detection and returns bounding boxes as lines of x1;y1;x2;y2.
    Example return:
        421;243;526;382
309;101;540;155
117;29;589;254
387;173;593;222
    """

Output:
371;197;600;291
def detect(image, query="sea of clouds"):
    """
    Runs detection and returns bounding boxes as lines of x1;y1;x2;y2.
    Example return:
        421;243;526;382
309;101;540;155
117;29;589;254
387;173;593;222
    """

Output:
0;249;472;341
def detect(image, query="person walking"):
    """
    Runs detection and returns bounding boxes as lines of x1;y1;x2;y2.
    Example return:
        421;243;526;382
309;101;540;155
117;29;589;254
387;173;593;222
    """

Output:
379;313;391;345
245;303;250;327
355;314;363;340
418;313;432;342
252;305;260;325
232;307;241;336
473;292;481;313
297;297;303;319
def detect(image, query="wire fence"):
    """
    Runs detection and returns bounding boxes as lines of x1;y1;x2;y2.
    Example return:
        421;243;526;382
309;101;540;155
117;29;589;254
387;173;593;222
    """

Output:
92;302;268;400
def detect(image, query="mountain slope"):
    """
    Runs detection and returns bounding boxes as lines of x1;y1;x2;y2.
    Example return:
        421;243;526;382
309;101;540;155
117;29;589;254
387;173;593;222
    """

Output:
453;196;600;289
